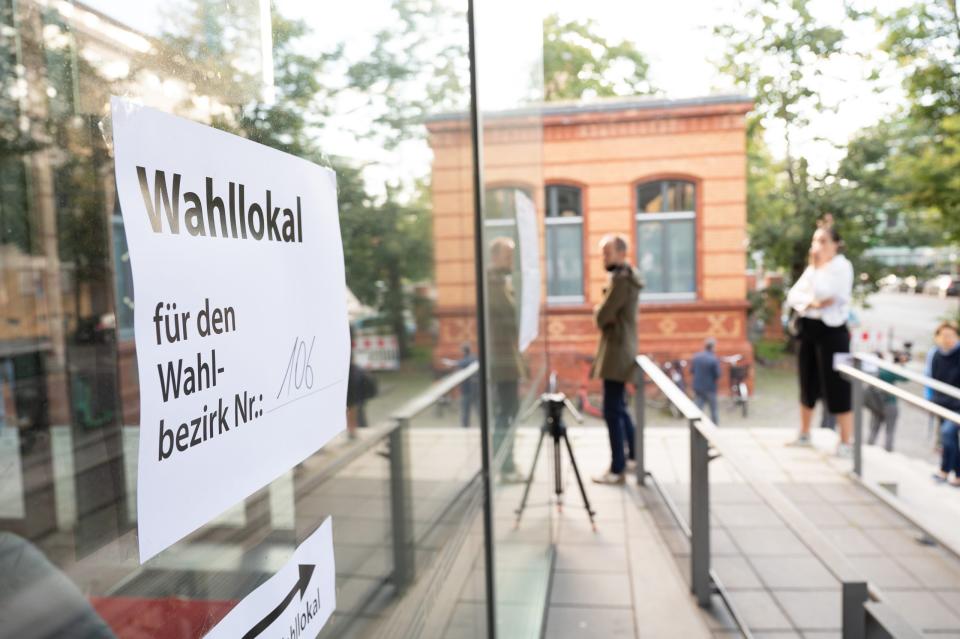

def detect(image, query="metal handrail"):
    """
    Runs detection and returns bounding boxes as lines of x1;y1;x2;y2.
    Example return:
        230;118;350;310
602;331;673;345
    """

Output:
853;351;960;403
837;363;960;425
635;354;921;639
837;358;960;561
638;355;702;420
391;361;479;422
636;356;866;588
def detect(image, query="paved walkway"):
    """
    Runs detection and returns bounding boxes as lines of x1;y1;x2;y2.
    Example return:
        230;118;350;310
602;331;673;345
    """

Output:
629;424;960;638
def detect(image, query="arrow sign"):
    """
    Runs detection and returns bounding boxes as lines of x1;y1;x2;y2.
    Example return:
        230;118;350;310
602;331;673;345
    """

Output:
204;518;335;639
242;564;316;639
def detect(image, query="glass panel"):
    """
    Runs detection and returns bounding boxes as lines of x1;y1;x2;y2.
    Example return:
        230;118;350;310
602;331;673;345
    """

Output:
637;220;666;293
666;181;695;212
476;0;550;636
666;219;696;293
546;185;581;218
546;224;583;298
486;187;520;220
0;0;488;638
636;181;664;213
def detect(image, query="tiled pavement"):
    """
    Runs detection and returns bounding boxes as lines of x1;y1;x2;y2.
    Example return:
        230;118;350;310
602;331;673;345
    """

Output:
631;424;960;638
289;413;960;638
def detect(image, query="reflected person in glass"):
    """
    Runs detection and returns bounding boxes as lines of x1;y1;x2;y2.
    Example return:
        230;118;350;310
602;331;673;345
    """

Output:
591;234;642;485
487;238;525;483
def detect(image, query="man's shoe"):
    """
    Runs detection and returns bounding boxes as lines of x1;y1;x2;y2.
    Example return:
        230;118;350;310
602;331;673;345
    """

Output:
786;434;812;448
836;443;852;458
592;471;625;485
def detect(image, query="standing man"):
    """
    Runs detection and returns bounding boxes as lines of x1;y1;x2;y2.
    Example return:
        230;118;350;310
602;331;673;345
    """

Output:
487;237;525;483
591;234;643;485
692;337;721;424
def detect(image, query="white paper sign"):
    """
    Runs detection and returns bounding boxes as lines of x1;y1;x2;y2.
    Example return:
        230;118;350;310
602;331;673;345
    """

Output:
515;191;540;353
111;97;350;561
205;517;336;639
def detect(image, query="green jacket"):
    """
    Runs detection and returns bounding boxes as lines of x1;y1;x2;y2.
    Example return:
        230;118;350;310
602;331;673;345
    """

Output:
591;265;642;382
487;267;524;382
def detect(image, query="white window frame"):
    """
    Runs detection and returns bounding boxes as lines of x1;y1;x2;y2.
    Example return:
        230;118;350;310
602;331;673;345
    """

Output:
545;186;584;305
635;180;697;302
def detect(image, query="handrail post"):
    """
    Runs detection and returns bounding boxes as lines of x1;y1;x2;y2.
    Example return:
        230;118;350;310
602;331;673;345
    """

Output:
690;418;711;607
634;366;646;485
851;358;864;477
841;580;868;639
390;417;415;593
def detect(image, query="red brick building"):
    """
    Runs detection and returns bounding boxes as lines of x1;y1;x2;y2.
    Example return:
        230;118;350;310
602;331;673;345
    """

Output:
428;95;754;392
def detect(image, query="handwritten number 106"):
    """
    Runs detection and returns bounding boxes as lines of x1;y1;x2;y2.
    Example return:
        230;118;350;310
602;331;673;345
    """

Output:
277;336;315;399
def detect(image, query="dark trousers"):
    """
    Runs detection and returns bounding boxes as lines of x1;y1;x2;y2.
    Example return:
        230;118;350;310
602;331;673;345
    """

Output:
460;387;475;428
868;403;898;452
694;391;718;425
494;381;519;472
941;420;960;476
603;380;635;474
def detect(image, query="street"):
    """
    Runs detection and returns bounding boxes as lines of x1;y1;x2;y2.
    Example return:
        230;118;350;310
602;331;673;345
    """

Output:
855;290;959;356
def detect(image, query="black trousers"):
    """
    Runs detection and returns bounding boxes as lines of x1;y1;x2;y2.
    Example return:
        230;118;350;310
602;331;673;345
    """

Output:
798;318;852;414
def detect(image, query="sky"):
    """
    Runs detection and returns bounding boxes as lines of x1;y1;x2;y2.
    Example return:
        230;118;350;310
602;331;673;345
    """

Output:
548;0;914;172
82;0;916;176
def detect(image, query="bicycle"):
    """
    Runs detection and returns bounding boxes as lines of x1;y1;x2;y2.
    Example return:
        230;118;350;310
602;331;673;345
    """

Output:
722;355;750;418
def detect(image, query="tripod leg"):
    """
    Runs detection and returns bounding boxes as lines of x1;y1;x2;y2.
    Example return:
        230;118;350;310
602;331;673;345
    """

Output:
562;431;597;531
554;435;563;513
514;428;546;529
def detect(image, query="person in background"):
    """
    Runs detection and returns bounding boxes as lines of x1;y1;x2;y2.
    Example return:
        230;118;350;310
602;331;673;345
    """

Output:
930;322;960;486
455;343;477;428
925;344;939;441
487;237;525;483
591;234;643;485
865;352;907;452
785;222;855;456
692;337;721;424
346;326;377;439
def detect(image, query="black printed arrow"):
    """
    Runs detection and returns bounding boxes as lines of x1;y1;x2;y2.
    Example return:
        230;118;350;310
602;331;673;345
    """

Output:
242;563;316;639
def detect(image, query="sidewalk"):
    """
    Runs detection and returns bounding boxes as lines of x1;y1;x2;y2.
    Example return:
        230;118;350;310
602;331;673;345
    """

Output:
630;424;960;636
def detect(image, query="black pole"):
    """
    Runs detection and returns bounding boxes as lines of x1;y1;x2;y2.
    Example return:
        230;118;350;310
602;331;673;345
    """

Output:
466;2;497;637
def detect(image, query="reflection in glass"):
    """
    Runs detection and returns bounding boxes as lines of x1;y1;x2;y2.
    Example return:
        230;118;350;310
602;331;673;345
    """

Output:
0;0;491;637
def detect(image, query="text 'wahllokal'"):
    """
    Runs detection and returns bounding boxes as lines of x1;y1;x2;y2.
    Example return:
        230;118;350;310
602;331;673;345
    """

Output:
136;167;304;243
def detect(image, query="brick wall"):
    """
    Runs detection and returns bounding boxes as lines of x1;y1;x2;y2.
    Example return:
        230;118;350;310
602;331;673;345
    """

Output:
428;97;754;395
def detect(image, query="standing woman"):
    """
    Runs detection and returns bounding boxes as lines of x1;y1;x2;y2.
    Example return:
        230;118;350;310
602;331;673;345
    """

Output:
786;225;855;455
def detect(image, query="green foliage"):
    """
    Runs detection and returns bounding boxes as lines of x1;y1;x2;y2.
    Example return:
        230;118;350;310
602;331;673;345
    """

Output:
155;1;446;356
543;13;654;101
875;1;960;240
754;337;789;365
346;0;469;149
716;1;847;280
339;181;433;355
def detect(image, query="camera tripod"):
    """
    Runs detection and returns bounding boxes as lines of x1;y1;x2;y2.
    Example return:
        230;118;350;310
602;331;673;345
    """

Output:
514;387;597;531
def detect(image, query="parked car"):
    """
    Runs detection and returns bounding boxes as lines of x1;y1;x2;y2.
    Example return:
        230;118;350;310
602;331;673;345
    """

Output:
877;274;900;292
899;275;919;293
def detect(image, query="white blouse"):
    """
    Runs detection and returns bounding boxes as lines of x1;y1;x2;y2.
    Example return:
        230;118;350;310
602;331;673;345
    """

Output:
786;255;854;327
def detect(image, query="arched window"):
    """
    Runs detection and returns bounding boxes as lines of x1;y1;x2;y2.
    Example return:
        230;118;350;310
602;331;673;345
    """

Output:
635;179;696;299
545;184;583;303
484;185;531;277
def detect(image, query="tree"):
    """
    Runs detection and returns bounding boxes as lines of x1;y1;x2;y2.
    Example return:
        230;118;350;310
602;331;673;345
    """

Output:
346;0;469;150
874;1;960;239
542;13;654;101
715;0;845;279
